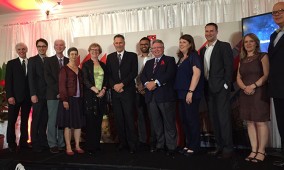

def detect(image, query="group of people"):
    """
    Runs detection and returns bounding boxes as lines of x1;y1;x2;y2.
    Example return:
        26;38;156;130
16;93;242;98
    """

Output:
4;1;284;167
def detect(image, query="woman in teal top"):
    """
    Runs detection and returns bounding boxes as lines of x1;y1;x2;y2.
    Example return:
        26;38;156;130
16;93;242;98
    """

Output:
82;43;108;155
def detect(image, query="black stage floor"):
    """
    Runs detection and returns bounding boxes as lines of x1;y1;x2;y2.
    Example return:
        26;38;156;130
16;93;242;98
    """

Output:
0;144;283;170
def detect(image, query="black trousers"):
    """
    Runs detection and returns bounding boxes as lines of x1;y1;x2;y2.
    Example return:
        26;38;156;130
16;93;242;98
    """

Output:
274;98;284;147
6;99;31;147
31;99;48;150
207;87;233;153
178;98;201;151
112;91;137;150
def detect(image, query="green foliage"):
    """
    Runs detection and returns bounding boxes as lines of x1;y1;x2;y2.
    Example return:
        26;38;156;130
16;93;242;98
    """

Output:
0;63;7;122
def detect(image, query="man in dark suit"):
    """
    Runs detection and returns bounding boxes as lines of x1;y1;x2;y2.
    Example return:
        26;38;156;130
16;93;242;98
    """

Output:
28;38;49;152
44;39;68;153
269;2;284;167
200;23;234;159
106;34;138;154
5;42;32;152
140;39;177;157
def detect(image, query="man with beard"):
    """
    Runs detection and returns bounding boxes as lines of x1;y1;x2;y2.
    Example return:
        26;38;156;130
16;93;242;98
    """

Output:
135;37;155;151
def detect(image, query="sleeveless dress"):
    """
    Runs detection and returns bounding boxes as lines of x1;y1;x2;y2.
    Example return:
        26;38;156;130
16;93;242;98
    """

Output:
239;53;270;122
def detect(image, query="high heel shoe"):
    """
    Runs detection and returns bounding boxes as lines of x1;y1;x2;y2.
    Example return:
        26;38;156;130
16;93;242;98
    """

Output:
178;147;188;154
251;152;266;163
245;151;257;161
75;148;85;154
66;150;74;156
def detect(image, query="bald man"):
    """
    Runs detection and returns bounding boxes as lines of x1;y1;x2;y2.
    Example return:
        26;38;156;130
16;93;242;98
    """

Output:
269;2;284;167
5;43;32;152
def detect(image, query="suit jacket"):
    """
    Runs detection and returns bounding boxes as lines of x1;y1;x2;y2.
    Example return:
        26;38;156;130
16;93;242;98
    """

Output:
106;51;138;96
268;31;284;98
44;55;69;100
200;40;233;93
28;55;46;99
5;57;30;103
140;55;177;103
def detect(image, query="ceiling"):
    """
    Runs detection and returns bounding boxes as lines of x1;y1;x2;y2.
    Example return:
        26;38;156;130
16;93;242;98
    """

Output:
0;0;97;15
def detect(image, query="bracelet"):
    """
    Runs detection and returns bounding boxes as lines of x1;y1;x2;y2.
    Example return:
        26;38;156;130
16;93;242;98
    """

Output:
254;83;258;88
188;90;194;93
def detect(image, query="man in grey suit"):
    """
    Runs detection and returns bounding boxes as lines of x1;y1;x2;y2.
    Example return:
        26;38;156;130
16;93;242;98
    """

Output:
44;39;69;153
200;23;234;159
269;2;284;167
28;38;49;152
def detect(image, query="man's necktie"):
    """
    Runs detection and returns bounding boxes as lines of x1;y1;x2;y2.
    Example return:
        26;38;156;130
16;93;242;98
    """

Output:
153;58;158;73
118;54;122;79
59;58;63;68
22;60;26;75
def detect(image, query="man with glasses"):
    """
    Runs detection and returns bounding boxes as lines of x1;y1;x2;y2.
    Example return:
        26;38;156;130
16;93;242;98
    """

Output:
141;39;177;157
136;37;155;151
6;43;31;152
269;2;284;167
28;38;49;152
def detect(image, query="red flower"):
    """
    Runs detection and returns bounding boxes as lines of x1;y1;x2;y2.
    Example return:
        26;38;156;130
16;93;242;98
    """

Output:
160;60;165;65
0;80;5;87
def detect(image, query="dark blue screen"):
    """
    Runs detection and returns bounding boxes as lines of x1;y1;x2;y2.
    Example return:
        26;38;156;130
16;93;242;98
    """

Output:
242;13;278;52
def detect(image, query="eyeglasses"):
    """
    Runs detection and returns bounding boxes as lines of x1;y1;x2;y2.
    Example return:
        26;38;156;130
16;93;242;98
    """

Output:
37;45;47;48
90;49;100;52
151;47;164;50
272;9;284;16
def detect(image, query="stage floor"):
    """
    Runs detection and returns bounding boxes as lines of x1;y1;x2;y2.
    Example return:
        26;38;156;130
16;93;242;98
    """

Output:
0;144;283;170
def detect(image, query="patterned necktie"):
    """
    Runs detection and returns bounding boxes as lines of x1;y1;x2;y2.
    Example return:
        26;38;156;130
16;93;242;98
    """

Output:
22;60;26;75
59;58;63;68
153;58;159;73
118;54;122;79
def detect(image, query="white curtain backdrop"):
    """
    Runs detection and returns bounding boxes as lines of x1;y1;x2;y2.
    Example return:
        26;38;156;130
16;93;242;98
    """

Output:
0;0;283;147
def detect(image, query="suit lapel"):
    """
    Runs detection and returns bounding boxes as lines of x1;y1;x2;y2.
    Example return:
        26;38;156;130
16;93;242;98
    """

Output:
272;33;284;55
209;40;219;66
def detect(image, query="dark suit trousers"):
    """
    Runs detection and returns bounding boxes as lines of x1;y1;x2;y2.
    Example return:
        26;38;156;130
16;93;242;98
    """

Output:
6;99;31;146
273;98;284;147
178;98;201;151
85;110;103;151
136;92;156;145
207;87;233;152
148;96;177;151
31;99;48;149
112;91;137;149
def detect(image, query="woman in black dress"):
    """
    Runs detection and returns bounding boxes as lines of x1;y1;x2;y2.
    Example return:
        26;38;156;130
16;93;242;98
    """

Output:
82;43;108;155
237;33;270;162
58;47;85;155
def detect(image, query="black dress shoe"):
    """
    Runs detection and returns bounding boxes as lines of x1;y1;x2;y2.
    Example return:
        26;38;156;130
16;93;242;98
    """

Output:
150;146;156;153
87;150;96;156
273;160;284;167
8;146;17;152
129;149;136;154
20;143;32;149
208;148;222;156
8;143;17;152
50;147;59;153
33;148;43;153
166;150;175;158
218;151;234;159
